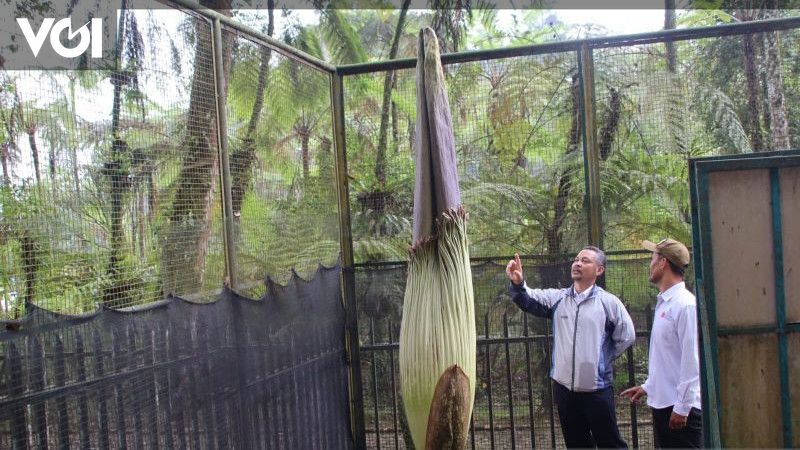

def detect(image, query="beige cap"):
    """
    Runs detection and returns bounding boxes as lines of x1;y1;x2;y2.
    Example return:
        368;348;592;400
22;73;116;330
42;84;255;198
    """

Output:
642;238;690;267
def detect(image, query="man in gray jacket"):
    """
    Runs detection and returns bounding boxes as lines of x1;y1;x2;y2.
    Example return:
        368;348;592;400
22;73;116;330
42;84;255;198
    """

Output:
506;246;635;448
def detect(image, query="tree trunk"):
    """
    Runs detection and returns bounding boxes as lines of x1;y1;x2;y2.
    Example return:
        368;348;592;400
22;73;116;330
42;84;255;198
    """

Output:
763;18;790;150
103;138;131;306
197;160;220;289
21;230;39;306
375;0;411;187
27;126;41;184
137;188;146;259
1;143;9;185
663;3;690;156
392;80;400;154
742;33;764;150
230;0;274;217
760;56;772;149
48;145;56;183
14;90;41;185
664;0;677;73
545;75;581;256
69;76;81;198
598;88;621;162
299;123;311;179
161;2;233;296
147;170;156;224
103;5;132;306
546;80;621;256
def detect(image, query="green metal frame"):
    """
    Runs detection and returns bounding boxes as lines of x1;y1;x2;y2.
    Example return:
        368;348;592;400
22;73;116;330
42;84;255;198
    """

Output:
578;45;603;248
331;74;367;450
689;149;800;448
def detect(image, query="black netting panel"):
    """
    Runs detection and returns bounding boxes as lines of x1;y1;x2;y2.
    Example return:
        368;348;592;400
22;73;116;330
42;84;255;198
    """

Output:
0;264;352;449
356;251;665;449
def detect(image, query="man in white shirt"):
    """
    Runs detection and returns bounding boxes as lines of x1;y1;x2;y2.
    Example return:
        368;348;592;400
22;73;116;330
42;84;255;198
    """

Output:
620;238;702;448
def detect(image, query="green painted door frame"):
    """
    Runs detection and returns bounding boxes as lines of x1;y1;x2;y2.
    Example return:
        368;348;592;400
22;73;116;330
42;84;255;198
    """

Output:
689;149;800;448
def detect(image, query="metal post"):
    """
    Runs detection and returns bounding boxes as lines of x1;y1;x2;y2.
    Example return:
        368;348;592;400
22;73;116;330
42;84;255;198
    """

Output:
578;45;603;248
212;18;237;289
331;73;366;450
691;164;722;448
769;168;793;448
212;17;251;446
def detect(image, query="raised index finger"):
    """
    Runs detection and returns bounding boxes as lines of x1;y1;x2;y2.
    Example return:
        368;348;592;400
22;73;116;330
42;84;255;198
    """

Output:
514;253;521;268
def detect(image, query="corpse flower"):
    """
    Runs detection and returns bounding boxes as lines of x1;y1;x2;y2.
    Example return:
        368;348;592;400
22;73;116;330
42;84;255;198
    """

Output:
398;27;476;450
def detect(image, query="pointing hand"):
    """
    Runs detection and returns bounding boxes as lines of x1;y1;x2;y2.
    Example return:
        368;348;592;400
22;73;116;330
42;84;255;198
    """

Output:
506;253;524;286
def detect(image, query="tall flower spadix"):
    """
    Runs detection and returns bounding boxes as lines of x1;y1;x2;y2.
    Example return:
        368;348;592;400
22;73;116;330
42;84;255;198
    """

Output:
399;28;476;450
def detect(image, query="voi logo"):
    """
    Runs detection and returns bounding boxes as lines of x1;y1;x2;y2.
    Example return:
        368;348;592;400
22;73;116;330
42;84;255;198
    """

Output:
16;18;103;58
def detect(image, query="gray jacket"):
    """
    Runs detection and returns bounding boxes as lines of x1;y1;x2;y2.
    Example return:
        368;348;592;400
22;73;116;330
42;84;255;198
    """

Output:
510;282;636;392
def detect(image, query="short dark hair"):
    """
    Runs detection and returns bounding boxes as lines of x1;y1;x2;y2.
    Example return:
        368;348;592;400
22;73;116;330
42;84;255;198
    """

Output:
661;254;685;277
667;259;685;277
581;246;606;267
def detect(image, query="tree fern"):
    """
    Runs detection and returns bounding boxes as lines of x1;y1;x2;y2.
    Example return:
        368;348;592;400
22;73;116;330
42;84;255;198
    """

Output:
696;87;752;154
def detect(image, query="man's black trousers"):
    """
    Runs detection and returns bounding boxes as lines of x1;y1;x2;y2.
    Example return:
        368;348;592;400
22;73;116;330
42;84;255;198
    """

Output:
651;406;702;448
553;381;628;448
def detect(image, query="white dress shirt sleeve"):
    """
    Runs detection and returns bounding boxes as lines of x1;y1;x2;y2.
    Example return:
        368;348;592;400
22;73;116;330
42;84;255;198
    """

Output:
673;302;700;416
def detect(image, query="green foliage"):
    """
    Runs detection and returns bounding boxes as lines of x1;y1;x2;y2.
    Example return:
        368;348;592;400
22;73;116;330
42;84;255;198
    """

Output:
2;8;800;317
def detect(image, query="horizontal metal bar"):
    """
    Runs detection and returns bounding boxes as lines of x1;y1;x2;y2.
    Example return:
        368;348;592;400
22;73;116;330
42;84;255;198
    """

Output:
114;298;173;313
360;331;651;351
718;323;800;336
337;40;581;75
695;154;800;174
0;352;198;414
690;149;800;167
354;248;654;268
585;15;800;49
241;348;344;389
161;0;336;74
0;341;332;415
338;16;800;76
718;325;779;336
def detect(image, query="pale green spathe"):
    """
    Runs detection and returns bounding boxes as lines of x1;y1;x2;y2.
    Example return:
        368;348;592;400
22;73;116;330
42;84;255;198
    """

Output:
399;211;476;448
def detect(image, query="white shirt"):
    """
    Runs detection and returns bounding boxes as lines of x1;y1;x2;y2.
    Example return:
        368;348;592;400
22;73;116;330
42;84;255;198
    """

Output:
642;282;702;416
573;285;593;304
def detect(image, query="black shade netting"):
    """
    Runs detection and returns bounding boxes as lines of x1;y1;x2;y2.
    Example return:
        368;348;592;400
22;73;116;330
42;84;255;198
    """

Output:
0;263;353;450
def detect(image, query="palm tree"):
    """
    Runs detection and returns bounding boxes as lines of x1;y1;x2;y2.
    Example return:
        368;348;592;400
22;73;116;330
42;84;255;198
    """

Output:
375;0;412;188
761;6;790;149
161;0;234;296
101;2;148;306
230;0;275;217
0;76;22;186
735;9;765;150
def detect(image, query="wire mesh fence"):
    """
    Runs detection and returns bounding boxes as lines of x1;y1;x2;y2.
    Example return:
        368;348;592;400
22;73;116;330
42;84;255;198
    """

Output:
345;20;797;450
0;4;354;450
356;253;668;449
224;29;339;297
1;6;800;450
594;29;800;251
0;7;341;316
1;9;226;316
